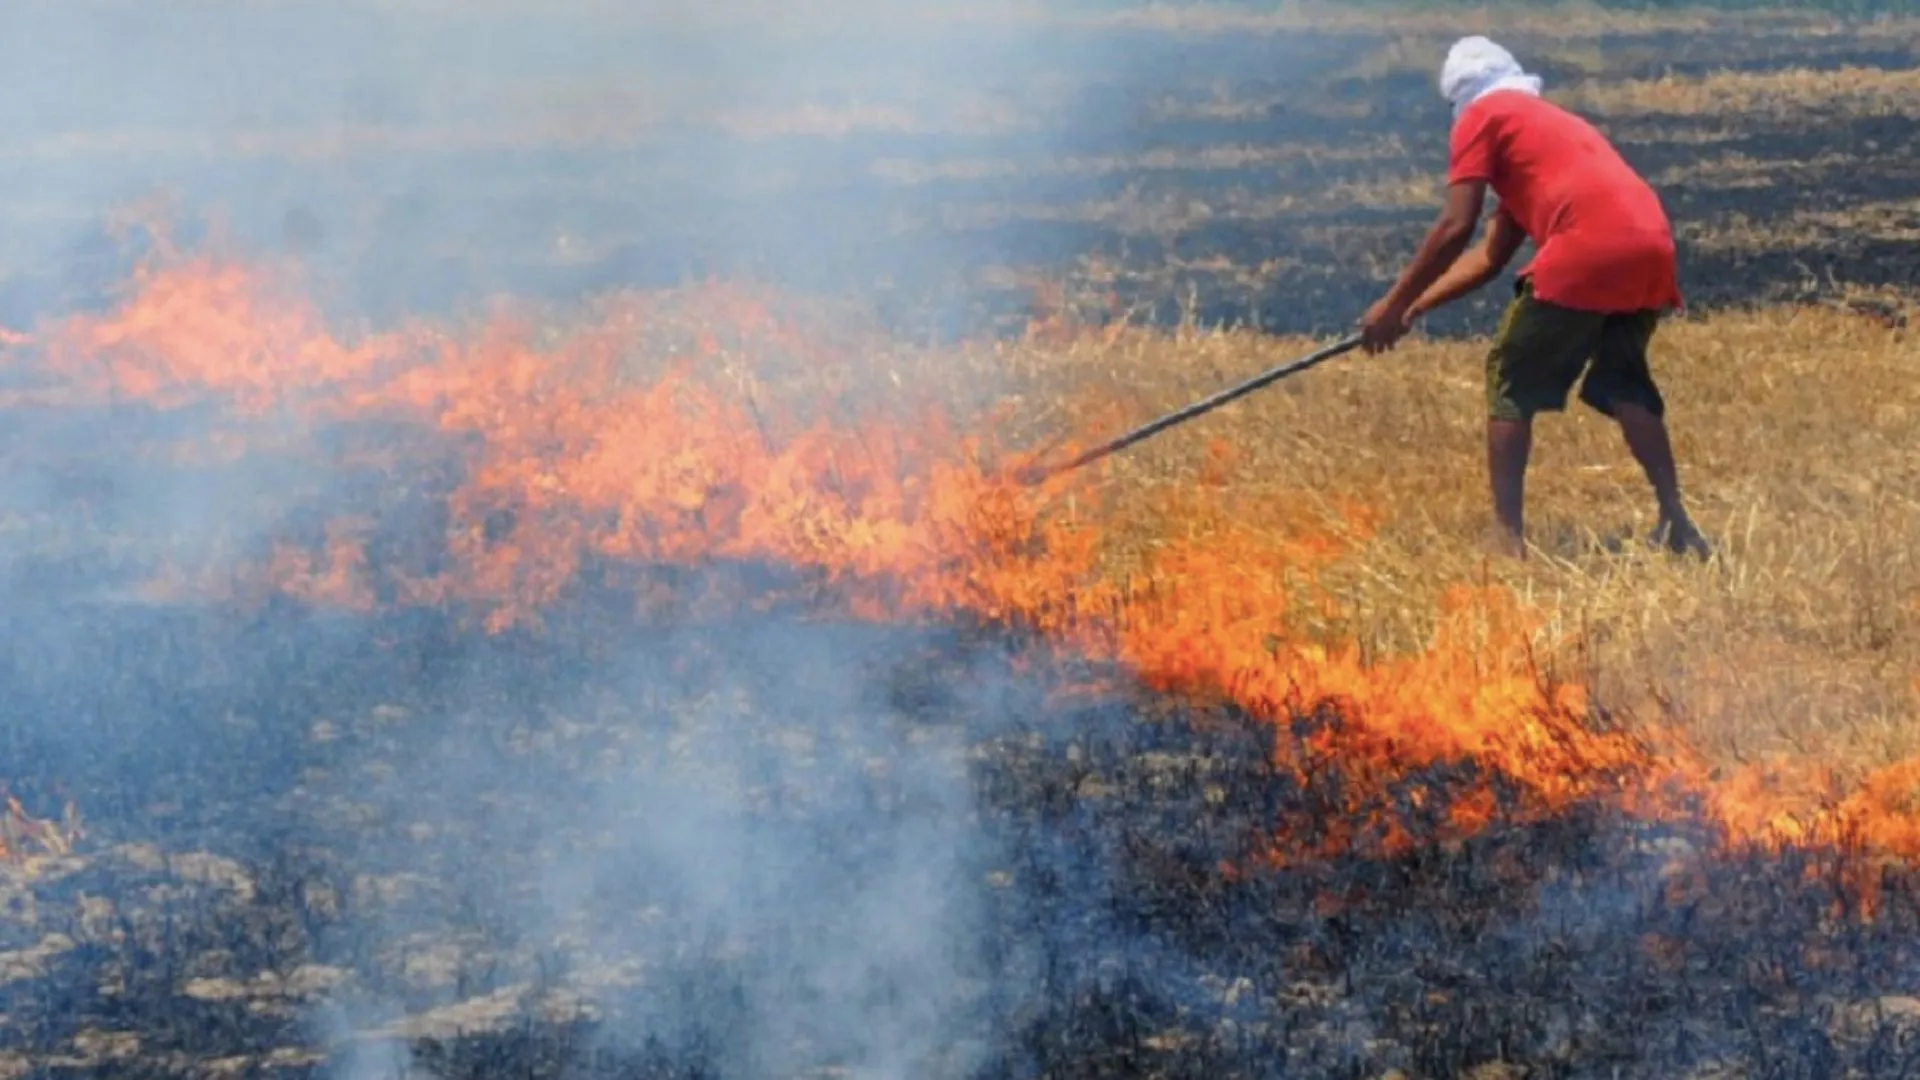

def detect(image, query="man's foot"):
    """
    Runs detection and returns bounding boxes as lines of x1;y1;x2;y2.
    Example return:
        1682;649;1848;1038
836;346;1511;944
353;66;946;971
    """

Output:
1486;527;1528;560
1648;516;1712;560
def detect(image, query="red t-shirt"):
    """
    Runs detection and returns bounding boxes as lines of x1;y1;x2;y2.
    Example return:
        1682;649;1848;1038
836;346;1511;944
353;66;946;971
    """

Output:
1448;90;1683;314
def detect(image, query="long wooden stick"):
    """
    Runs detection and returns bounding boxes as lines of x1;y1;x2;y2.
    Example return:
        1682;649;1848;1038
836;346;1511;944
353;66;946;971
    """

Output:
1017;333;1363;484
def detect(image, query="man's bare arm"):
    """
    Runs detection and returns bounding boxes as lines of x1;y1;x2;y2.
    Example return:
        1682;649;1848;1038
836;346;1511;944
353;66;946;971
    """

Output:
1379;180;1488;315
1408;207;1526;319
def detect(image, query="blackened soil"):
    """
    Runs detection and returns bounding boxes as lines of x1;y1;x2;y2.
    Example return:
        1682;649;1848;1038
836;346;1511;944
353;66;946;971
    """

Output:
4;571;1920;1079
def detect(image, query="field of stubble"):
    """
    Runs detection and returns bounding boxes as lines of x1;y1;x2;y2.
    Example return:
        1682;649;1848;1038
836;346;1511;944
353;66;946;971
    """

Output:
2;4;1920;1079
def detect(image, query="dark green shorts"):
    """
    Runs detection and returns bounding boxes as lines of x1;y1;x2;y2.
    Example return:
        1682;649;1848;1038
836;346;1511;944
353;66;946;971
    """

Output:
1485;277;1666;422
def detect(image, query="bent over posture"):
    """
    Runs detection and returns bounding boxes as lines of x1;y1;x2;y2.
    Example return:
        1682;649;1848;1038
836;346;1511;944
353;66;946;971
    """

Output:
1359;36;1710;560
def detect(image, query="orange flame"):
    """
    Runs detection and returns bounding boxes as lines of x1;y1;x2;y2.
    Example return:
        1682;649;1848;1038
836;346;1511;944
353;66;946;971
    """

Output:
7;232;1920;887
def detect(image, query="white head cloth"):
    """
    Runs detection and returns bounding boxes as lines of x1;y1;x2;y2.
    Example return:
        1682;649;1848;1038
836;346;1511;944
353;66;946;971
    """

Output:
1440;36;1544;117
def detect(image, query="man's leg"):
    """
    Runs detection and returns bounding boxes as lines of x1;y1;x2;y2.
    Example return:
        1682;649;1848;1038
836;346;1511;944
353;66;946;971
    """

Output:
1484;281;1601;558
1487;416;1532;557
1582;313;1711;558
1611;403;1705;544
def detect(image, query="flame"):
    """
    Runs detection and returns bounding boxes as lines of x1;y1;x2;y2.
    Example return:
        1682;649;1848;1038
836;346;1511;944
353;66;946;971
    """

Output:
30;254;397;414
7;230;1920;885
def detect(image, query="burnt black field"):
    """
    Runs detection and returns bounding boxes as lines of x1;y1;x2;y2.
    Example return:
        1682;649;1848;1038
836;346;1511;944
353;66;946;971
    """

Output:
9;567;1920;1080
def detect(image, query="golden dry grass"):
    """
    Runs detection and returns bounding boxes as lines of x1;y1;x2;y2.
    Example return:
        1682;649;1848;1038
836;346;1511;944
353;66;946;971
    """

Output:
772;301;1920;780
1681;200;1920;255
1560;65;1920;119
1651;150;1864;191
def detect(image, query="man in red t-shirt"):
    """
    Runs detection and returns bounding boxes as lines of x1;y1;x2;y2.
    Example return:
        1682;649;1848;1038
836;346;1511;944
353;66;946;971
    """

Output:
1358;36;1709;560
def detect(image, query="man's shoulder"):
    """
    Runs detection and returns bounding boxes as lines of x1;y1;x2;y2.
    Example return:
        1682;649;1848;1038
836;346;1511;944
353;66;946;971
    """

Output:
1460;92;1618;158
1468;90;1581;125
1450;96;1505;145
1454;91;1548;141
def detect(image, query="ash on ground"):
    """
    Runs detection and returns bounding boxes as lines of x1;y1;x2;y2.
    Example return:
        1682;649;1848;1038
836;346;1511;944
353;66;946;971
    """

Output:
4;570;1920;1080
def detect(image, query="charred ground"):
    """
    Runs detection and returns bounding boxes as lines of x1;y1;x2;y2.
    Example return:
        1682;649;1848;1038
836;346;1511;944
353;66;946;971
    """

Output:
7;565;1920;1079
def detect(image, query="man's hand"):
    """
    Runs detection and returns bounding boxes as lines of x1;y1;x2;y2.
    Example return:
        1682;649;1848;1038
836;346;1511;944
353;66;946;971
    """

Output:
1363;180;1489;354
1359;297;1413;354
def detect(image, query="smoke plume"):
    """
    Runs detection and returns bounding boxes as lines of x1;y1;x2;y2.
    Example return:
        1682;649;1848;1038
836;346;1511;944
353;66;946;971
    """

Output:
0;4;1168;1078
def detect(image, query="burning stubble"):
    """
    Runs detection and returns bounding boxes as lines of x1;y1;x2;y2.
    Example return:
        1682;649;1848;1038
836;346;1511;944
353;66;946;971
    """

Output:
0;228;1146;1077
5;5;1920;1079
6;231;1920;1077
